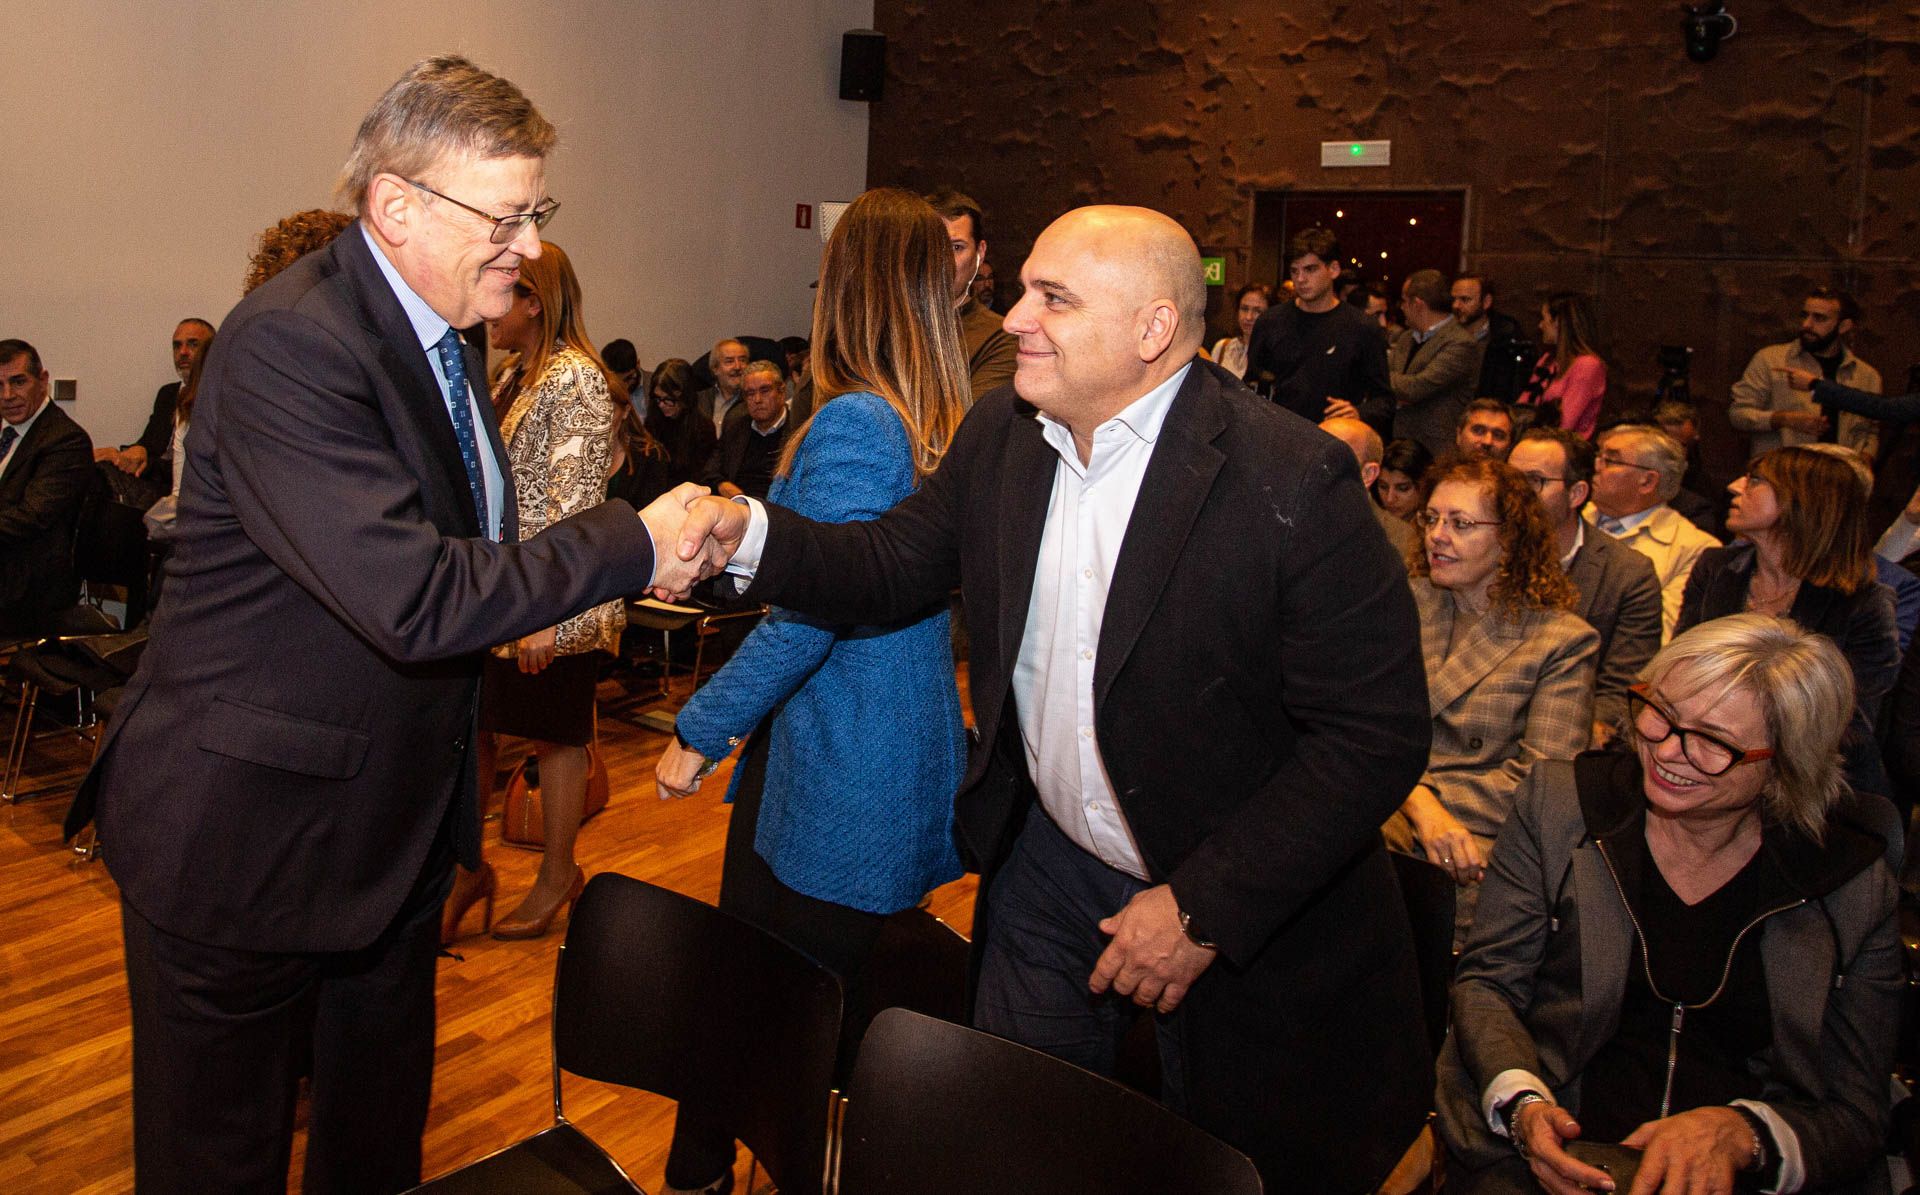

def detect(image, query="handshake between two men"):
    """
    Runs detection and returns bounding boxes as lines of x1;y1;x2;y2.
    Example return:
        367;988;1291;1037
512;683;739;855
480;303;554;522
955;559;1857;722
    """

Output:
635;483;757;601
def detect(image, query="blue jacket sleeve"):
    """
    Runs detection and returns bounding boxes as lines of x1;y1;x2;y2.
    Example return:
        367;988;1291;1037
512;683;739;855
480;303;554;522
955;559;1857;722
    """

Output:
675;395;915;759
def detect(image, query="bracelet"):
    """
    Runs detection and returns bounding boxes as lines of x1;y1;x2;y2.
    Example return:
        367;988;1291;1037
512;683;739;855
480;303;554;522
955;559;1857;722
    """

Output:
1730;1105;1771;1175
1502;1092;1547;1158
673;727;721;782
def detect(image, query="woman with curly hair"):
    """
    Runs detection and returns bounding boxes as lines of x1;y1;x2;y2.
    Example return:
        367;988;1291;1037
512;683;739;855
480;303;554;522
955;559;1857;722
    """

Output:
1385;456;1600;944
242;209;355;295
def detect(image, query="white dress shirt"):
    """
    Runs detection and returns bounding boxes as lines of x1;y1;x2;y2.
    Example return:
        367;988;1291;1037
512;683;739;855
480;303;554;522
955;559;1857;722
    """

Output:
1012;364;1191;880
361;224;505;540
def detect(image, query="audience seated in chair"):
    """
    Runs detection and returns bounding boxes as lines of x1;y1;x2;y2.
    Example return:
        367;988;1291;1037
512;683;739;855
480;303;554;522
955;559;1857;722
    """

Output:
701;360;790;501
1677;445;1899;805
1584;423;1721;643
1384;456;1598;947
1;338;95;638
1508;428;1663;746
1436;616;1900;1195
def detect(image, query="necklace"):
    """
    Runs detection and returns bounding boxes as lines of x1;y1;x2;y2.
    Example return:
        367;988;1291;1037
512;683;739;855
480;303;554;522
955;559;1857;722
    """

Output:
1745;574;1800;613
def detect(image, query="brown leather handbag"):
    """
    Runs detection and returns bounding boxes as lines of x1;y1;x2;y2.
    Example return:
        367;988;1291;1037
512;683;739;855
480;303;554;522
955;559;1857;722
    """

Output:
501;741;611;849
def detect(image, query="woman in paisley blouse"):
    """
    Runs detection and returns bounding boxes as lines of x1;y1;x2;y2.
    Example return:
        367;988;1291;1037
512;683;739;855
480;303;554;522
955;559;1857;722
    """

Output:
462;239;629;941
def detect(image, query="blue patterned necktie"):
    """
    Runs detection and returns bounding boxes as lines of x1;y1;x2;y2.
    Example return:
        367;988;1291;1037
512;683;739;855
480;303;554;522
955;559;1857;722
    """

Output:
1596;513;1627;537
0;425;16;462
433;328;491;537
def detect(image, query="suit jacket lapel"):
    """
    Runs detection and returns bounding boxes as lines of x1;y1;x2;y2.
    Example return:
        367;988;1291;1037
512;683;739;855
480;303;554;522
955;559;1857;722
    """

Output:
1417;581;1531;715
995;402;1060;687
1094;365;1225;705
338;229;484;539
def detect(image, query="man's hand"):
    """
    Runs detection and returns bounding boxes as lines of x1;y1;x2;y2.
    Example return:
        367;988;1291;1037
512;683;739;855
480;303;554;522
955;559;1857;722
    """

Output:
655;737;709;800
92;445;120;463
1322;397;1360;420
1771;409;1828;437
1514;1100;1617;1194
636;483;739;600
1402;785;1485;885
718;481;744;499
516;625;557;674
1619;1106;1753;1195
117;445;149;476
1776;366;1819;392
1089;884;1217;1014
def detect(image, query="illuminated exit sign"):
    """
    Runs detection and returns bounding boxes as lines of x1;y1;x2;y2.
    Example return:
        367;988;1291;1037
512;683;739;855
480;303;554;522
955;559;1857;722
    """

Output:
1322;139;1391;167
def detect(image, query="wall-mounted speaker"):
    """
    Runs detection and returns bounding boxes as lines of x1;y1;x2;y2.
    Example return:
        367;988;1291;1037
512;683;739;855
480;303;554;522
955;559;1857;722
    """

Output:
840;30;886;102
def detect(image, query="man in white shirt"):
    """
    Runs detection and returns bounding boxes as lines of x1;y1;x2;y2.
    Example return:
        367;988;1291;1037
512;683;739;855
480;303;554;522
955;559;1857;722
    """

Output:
696;338;750;436
674;205;1434;1191
1583;423;1721;642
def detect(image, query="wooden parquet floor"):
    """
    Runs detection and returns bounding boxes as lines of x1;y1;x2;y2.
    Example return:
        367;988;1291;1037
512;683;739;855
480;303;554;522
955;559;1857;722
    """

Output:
0;666;977;1193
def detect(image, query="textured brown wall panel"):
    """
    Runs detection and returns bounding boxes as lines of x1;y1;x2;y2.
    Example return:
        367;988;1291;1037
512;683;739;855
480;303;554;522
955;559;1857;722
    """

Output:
869;0;1919;466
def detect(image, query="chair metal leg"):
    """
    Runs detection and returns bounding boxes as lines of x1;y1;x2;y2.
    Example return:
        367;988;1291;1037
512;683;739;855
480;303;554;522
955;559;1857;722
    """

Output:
2;682;39;803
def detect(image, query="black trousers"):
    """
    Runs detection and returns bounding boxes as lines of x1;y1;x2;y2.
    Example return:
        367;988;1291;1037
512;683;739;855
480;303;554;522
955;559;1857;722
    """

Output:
120;843;452;1195
663;725;886;1190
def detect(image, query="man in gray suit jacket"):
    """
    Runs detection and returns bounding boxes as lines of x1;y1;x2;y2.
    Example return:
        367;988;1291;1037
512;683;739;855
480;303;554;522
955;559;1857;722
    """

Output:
1389;268;1480;458
1509;428;1662;745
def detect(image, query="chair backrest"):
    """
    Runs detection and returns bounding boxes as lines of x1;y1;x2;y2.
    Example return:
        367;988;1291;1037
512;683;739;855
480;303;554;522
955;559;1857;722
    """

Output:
73;473;150;626
1389;849;1458;1058
850;906;971;1031
836;1008;1263;1195
552;874;843;1195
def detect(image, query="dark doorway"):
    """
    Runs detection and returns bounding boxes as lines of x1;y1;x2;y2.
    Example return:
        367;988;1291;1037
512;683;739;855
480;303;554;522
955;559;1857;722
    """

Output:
1249;189;1468;318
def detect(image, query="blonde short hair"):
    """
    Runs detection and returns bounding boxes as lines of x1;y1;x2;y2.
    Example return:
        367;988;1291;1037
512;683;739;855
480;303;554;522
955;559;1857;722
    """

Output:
1641;613;1854;841
338;55;556;216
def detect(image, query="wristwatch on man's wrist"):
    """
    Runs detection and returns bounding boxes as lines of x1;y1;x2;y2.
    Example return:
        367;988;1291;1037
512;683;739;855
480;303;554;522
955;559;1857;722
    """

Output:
1177;908;1218;951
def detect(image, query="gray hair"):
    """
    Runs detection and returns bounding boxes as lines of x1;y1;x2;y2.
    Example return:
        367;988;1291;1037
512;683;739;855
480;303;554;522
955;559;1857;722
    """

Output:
338;55;556;217
1602;423;1687;504
709;339;748;371
742;359;785;386
1641;613;1854;842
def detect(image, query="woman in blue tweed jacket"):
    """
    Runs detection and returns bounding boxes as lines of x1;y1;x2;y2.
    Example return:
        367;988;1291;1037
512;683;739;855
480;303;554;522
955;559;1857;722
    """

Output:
654;187;972;1195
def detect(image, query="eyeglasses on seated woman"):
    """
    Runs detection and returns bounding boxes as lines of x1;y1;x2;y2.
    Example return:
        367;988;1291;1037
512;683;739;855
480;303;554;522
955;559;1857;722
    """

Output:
1435;613;1902;1195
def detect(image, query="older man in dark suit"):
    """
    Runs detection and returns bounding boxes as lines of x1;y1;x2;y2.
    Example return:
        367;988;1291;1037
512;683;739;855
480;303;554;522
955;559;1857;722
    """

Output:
0;339;94;635
64;57;712;1195
1509;427;1663;745
678;205;1434;1191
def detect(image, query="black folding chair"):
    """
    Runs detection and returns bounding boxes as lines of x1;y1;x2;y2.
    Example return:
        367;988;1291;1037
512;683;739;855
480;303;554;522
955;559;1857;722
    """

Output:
406;873;843;1195
834;1007;1262;1195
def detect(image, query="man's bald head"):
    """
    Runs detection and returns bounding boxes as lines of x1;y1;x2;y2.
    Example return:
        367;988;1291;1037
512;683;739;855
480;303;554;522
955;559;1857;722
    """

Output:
1006;205;1208;440
1318;415;1384;486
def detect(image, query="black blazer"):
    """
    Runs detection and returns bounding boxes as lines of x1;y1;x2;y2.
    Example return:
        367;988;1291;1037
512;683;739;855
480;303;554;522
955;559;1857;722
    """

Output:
66;225;659;953
745;360;1434;1189
0;400;94;632
1676;543;1899;798
135;380;180;473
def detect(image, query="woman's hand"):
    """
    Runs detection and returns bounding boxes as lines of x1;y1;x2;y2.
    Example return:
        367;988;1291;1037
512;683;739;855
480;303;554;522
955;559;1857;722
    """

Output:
655;738;710;801
1401;786;1485;885
1515;1100;1618;1194
1619;1106;1754;1195
516;626;558;674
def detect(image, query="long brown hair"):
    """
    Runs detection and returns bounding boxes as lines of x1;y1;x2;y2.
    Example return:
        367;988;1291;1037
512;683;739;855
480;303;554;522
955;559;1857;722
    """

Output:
1544;291;1600;373
511;241;655;463
778;187;969;482
1748;447;1873;594
1408;456;1577;615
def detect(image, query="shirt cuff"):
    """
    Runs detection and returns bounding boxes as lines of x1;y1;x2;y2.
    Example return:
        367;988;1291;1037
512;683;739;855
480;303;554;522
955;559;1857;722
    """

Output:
1483;1068;1553;1137
1730;1099;1802;1194
724;496;768;580
1875;515;1920;563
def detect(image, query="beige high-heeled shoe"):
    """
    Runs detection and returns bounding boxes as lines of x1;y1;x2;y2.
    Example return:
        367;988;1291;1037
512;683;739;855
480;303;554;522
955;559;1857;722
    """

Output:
491;866;586;940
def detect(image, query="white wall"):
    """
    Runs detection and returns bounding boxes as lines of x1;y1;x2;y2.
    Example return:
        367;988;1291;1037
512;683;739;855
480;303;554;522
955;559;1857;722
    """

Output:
7;0;872;447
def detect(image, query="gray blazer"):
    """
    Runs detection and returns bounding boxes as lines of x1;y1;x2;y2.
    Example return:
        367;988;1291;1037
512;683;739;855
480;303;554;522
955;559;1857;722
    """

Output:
1565;520;1663;735
1437;755;1902;1193
1390;318;1481;457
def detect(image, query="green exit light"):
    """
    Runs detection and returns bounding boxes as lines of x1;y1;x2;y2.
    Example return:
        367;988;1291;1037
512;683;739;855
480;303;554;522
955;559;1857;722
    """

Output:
1350;144;1365;155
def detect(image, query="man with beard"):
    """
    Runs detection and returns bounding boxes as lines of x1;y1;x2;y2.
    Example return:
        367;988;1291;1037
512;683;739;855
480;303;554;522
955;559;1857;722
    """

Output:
697;337;751;437
1244;226;1392;440
1728;287;1881;458
95;318;215;505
